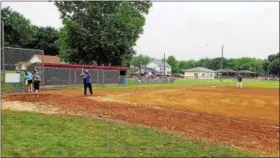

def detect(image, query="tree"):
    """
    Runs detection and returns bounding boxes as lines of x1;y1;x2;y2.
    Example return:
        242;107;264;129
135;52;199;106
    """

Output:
196;58;212;68
167;55;179;73
1;7;59;55
32;26;59;55
130;54;151;68
56;1;152;65
210;57;227;70
268;53;279;62
178;60;196;73
226;59;238;70
268;58;280;76
262;59;270;75
1;7;34;47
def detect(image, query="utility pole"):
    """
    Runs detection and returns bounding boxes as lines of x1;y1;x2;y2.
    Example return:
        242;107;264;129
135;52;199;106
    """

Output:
220;45;224;81
163;53;166;77
1;19;5;71
140;60;142;75
0;16;3;157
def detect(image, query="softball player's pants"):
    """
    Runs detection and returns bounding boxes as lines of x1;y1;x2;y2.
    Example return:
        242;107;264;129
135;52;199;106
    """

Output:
84;83;93;95
236;82;242;88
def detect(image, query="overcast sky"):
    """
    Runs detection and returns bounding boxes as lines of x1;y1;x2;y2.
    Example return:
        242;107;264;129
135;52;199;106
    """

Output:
2;2;279;60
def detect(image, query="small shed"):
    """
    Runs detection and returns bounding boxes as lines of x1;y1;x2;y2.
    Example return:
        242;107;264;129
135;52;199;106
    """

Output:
184;67;216;79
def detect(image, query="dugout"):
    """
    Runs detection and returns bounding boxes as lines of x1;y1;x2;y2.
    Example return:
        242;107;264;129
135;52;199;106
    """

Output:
237;70;256;78
216;68;237;78
33;62;128;87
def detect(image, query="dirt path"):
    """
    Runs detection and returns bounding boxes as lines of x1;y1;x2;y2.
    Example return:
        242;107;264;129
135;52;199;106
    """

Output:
2;87;279;155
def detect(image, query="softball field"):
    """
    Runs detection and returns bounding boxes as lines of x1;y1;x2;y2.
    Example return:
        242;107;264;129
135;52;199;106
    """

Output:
2;86;279;155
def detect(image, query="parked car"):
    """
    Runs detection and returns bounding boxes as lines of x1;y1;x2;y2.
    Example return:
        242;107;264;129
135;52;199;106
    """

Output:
172;73;184;78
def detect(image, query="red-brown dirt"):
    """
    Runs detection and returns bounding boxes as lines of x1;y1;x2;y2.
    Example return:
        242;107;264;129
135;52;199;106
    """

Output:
2;86;279;155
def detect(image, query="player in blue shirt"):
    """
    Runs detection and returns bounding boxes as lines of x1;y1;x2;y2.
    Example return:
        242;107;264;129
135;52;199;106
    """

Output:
80;69;93;96
24;71;33;92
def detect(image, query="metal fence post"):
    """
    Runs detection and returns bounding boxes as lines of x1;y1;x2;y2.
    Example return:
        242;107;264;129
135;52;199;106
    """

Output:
102;70;105;86
97;70;99;85
68;68;71;89
42;51;45;92
118;71;121;86
74;68;76;87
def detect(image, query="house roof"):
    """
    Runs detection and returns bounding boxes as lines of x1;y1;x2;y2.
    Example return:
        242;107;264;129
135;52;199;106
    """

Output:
237;70;255;74
184;67;216;73
148;59;171;68
33;55;61;63
15;62;32;67
129;68;140;74
216;68;237;73
37;62;128;71
129;67;159;74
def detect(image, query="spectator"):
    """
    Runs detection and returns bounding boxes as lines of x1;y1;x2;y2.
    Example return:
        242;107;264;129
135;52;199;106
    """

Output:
24;71;33;92
33;70;42;97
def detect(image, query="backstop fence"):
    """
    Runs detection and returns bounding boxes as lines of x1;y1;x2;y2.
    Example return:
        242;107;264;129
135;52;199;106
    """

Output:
1;47;44;92
35;66;121;90
1;47;124;93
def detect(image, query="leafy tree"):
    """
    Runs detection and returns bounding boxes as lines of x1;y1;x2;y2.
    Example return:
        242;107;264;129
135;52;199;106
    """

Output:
196;58;212;68
226;59;238;70
178;60;196;73
167;56;179;73
1;7;59;55
56;1;152;65
268;52;279;62
1;7;34;47
130;54;151;68
32;26;59;56
210;57;227;70
178;61;187;73
262;59;270;75
268;57;280;76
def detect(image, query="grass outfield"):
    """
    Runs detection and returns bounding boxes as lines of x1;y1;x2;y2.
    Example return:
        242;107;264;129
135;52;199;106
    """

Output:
2;74;278;92
2;111;265;157
89;78;279;90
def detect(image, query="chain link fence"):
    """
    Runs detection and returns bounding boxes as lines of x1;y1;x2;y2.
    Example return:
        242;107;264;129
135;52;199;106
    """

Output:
1;47;124;93
1;47;44;92
36;66;121;90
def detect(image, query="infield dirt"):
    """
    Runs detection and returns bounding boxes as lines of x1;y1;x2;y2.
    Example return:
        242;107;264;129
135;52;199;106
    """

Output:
2;86;279;155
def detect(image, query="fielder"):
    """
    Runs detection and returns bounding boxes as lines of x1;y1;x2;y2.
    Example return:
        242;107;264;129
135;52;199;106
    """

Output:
80;69;93;96
236;74;243;88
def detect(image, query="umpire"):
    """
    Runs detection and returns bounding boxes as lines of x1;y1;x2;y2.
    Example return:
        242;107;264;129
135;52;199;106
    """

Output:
80;69;93;96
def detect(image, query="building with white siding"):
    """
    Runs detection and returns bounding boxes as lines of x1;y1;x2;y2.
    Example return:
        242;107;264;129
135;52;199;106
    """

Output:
184;67;216;79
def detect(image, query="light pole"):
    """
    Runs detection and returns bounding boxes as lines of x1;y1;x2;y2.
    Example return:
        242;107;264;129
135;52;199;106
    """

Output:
163;53;165;77
220;45;224;82
1;18;5;71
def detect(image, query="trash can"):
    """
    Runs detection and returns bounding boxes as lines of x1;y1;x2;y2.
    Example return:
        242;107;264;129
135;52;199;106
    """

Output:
123;77;128;85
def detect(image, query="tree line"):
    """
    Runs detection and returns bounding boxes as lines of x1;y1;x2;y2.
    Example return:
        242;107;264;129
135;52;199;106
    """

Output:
130;53;279;76
1;3;278;76
1;1;152;66
1;7;59;56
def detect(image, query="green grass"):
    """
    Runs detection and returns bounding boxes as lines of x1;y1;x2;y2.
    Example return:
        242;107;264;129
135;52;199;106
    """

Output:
2;111;264;157
73;78;278;91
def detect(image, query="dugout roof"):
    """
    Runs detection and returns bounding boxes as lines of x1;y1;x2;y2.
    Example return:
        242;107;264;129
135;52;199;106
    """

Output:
184;67;216;73
37;62;128;71
237;70;255;74
216;69;237;73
